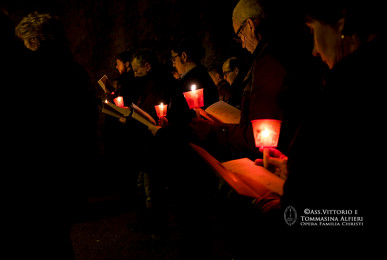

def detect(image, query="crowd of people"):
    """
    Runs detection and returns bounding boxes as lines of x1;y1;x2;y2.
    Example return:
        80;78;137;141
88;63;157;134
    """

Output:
1;0;385;258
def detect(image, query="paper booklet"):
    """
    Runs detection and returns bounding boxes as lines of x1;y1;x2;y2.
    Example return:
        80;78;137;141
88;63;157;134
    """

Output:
198;100;241;124
189;143;284;198
98;74;116;93
102;102;156;128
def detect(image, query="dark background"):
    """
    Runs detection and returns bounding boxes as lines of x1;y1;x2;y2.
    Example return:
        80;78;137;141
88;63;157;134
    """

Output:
4;0;245;88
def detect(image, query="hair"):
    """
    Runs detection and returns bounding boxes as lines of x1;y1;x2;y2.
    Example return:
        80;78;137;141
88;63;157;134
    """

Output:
303;0;383;37
131;48;158;67
207;64;223;77
116;51;132;63
171;37;204;64
228;57;242;70
232;0;267;26
15;11;65;43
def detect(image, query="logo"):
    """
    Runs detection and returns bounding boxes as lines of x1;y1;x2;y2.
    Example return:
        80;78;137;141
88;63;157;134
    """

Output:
284;206;297;226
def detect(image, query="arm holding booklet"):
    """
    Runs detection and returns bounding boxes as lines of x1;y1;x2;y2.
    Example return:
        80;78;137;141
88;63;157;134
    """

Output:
190;101;260;160
102;101;161;134
190;143;283;213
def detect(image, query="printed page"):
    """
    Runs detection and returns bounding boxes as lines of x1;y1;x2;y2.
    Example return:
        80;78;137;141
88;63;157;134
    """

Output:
102;102;131;118
131;103;157;126
204;101;241;124
222;158;284;196
102;102;156;130
189;143;283;198
98;75;115;93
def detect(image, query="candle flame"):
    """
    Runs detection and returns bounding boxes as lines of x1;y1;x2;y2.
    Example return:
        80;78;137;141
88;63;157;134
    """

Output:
160;102;163;108
261;129;270;138
191;84;196;91
104;99;108;103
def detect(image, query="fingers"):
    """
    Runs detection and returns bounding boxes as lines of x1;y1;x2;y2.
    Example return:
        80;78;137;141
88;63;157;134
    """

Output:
259;147;286;158
254;158;263;166
266;157;286;169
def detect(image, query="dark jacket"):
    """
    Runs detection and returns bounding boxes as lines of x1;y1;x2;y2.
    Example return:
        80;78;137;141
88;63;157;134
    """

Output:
210;39;287;160
115;70;139;106
282;35;386;227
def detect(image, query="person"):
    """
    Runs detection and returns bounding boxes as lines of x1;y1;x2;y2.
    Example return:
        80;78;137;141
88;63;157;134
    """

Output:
170;37;219;110
121;48;173;243
1;7;38;257
222;56;249;108
136;37;221;258
261;0;385;237
187;1;293;258
114;51;139;105
14;11;98;259
190;0;288;161
101;50;138;203
208;64;232;103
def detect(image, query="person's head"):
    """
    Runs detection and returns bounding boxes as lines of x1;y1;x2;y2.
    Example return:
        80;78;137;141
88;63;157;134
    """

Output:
116;51;132;75
207;65;224;86
170;37;204;75
232;0;267;53
303;0;382;69
15;11;65;51
222;57;240;85
131;48;157;77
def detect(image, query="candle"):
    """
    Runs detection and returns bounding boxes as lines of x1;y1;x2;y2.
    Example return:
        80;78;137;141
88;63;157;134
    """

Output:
155;102;167;118
183;84;204;110
191;85;199;108
160;103;164;117
113;96;124;107
251;119;282;169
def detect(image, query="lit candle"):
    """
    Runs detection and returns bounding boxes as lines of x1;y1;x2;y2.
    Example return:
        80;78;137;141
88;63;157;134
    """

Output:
155;102;167;118
251;119;282;169
183;84;204;110
191;85;199;109
160;102;164;117
113;96;124;107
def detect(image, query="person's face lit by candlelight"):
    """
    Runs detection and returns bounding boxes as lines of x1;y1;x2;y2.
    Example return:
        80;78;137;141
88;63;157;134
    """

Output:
23;38;40;51
171;50;184;75
222;57;239;85
305;17;345;69
233;18;261;54
232;1;267;54
131;57;151;77
116;59;130;75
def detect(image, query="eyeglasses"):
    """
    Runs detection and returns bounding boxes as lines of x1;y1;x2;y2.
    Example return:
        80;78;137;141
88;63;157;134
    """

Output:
223;70;233;77
170;54;179;63
234;19;249;42
234;17;259;43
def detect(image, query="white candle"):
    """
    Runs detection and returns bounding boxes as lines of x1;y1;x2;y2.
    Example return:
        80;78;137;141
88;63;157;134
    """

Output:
159;102;164;117
191;84;199;108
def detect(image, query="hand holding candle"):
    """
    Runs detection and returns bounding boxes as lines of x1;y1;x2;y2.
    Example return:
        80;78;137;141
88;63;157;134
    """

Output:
251;119;282;169
155;102;168;117
155;102;168;126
